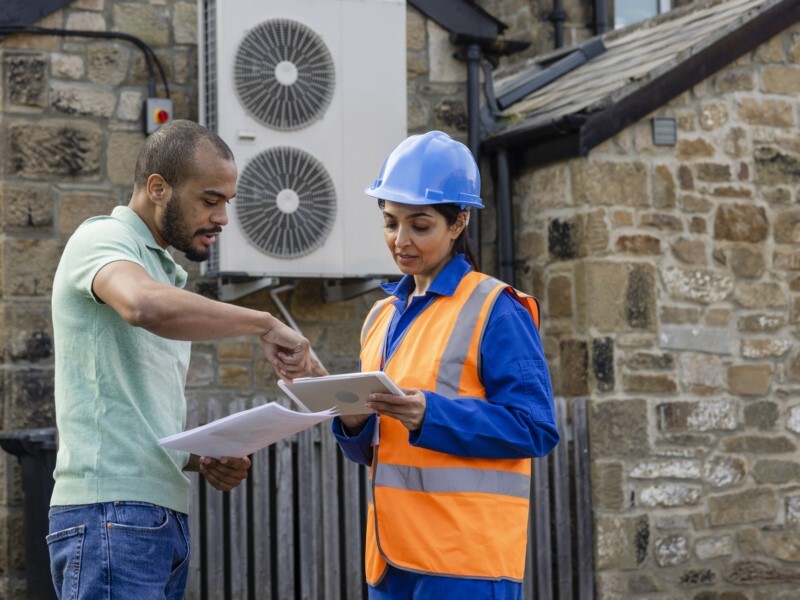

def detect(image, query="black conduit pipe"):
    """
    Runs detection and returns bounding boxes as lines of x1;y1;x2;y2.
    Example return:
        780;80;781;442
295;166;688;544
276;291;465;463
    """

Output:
496;147;516;286
595;0;609;34
553;0;565;49
466;42;482;256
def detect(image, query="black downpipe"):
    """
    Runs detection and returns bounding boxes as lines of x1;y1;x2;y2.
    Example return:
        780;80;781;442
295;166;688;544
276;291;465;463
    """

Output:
595;0;609;34
495;148;515;286
466;43;482;258
553;0;565;49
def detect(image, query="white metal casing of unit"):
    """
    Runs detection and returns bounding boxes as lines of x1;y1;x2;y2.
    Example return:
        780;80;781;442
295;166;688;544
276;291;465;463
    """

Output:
198;0;407;279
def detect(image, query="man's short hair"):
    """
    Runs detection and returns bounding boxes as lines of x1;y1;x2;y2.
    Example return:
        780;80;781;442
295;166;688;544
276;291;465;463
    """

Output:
133;120;234;190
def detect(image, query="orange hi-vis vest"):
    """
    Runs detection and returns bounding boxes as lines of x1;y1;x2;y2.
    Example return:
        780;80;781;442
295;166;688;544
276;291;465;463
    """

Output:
359;271;541;585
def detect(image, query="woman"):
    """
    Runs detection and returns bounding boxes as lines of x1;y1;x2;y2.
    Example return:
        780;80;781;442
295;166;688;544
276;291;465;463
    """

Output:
332;131;559;599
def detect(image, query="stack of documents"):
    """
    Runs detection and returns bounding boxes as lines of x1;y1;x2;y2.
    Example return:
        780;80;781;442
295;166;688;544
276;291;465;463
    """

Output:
158;403;338;458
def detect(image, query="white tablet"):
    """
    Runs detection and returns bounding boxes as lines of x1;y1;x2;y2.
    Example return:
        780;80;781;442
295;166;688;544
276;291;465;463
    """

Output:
277;371;403;415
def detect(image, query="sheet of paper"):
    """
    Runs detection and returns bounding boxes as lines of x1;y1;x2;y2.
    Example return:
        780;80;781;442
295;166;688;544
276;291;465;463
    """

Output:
158;402;338;458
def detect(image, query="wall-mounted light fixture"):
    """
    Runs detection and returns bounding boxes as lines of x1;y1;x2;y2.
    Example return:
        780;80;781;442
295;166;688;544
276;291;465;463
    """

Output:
652;117;677;146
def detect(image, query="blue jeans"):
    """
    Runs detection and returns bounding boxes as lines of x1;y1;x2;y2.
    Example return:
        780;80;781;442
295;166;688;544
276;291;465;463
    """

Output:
47;502;190;600
368;565;523;599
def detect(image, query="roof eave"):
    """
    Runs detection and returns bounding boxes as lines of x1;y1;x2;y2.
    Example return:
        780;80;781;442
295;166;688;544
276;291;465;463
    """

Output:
483;0;800;170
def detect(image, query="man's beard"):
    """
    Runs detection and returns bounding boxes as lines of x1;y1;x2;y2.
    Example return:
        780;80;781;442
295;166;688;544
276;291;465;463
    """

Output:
161;194;221;262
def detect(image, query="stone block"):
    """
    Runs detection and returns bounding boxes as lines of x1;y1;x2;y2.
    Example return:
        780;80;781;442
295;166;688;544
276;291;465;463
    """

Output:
788;496;800;525
713;204;768;242
65;10;106;31
773;248;800;270
734;282;787;309
0;508;26;574
654;534;690;566
657;399;737;432
117;90;143;121
789;405;800;432
704;455;746;488
6;120;103;179
708;488;778;526
713;68;755;93
678;165;694;190
690;216;707;233
3;301;53;361
407;94;431;130
754;145;800;185
559;339;587;396
639;483;701;507
546;275;572;318
592;337;614;392
737;98;794;127
2;238;63;297
737;314;784;333
728;246;765;278
186;351;214;388
0;184;53;231
679;568;716;587
592;461;624;510
4;368;55;428
626;352;675;370
752;460;800;484
670;238;706;265
87;44;130;85
699;102;728;130
51;53;85;80
406;6;426;51
516;163;570;211
433;99;467;133
678;138;715;160
615;234;660;255
774;210;800;244
679;353;723;394
653;164;676;208
426;20;464;83
590;398;648;457
640;212;683;231
623;374;676;393
761;66;800;95
113;3;170;48
741;338;792;358
659;325;731;354
721;435;796;453
630;459;701;479
290;280;359;321
106;132;145;185
174;2;197;45
745;401;779;431
217;342;254;361
571;161;648;206
51;82;116;117
723;559;800;585
576;262;656;333
695;163;732;183
595;514;649;569
727;364;773;396
660;306;701;324
219;365;251;388
763;531;800;562
695;535;734;560
705;308;730;327
58;192;119;236
3;53;47;109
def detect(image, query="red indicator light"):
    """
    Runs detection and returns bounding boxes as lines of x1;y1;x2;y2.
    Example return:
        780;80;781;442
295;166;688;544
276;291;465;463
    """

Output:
154;109;170;124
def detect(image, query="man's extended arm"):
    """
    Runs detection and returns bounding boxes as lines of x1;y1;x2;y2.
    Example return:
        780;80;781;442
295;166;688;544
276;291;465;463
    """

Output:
92;260;323;380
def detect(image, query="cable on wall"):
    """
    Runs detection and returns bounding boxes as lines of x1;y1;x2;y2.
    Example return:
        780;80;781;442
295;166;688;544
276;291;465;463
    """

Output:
0;25;170;98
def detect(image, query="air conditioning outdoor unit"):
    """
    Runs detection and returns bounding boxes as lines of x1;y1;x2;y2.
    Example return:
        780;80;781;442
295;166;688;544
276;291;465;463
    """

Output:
198;0;407;279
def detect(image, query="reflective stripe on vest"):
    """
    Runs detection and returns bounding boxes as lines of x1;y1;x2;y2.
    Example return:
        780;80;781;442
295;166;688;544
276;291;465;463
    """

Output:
359;271;540;584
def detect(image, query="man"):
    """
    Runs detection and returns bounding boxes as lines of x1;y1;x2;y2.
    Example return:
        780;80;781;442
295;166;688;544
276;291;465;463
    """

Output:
47;120;322;599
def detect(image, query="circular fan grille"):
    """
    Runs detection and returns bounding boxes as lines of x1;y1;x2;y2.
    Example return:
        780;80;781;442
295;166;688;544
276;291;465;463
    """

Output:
237;147;337;258
234;19;335;131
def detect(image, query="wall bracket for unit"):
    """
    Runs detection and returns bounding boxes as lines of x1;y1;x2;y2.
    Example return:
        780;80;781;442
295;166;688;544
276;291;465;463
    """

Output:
323;278;386;303
216;277;279;302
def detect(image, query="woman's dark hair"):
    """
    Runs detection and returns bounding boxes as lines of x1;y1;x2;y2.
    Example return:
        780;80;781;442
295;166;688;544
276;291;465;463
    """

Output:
379;200;480;270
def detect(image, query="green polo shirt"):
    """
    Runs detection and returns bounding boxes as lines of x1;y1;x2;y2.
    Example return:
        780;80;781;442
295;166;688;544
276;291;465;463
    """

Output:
51;206;193;513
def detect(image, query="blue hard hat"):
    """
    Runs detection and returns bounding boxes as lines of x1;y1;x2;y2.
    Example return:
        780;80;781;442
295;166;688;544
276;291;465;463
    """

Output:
365;131;483;209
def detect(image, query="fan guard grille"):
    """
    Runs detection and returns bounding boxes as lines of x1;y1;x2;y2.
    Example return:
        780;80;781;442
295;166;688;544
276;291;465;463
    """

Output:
234;19;335;131
236;147;337;258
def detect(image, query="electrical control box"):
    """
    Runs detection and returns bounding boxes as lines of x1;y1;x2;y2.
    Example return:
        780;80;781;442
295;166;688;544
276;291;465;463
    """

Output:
144;98;173;134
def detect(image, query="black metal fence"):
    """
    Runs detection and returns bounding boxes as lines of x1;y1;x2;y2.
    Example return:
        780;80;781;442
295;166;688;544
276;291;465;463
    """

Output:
184;396;594;599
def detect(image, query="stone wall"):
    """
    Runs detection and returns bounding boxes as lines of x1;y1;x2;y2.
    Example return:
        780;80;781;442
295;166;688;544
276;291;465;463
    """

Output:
513;24;800;598
0;1;497;596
